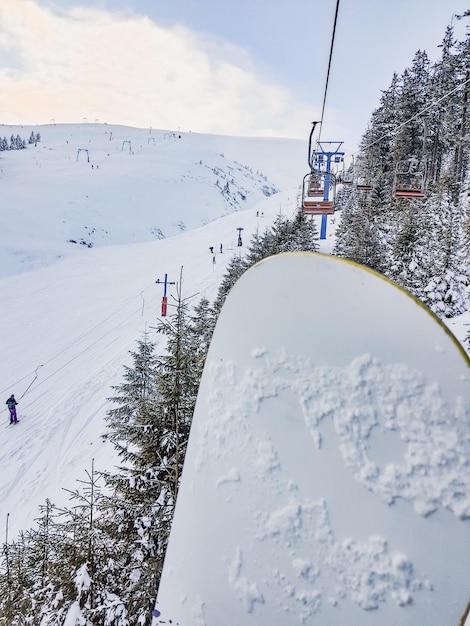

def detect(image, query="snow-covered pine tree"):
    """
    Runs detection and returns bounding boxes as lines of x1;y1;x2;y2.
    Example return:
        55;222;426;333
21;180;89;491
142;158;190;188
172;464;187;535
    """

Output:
99;282;206;625
392;50;430;169
244;227;273;266
336;15;470;321
279;211;319;253
187;297;218;373
213;254;248;313
9;135;26;150
358;72;401;194
450;24;470;201
333;200;384;271
215;211;321;312
0;524;34;623
426;25;458;187
100;335;163;624
388;200;429;292
418;191;470;317
153;278;201;509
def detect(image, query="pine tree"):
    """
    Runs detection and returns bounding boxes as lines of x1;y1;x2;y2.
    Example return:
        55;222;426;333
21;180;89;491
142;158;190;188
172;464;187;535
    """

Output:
154;279;201;508
393;51;430;168
336;16;470;320
99;277;204;624
333;202;384;271
101;336;163;624
213;254;248;313
188;297;217;371
359;72;401;187
244;227;272;266
451;26;470;200
281;211;319;252
426;25;457;186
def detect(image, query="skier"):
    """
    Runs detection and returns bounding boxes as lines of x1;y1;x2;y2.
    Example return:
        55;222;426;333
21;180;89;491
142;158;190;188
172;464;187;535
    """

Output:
6;394;18;424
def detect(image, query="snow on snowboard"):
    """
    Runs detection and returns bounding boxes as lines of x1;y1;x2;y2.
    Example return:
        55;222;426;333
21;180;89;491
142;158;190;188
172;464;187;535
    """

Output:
153;252;470;626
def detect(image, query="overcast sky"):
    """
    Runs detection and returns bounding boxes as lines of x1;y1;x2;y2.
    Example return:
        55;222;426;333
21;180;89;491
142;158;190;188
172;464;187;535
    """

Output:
0;0;468;153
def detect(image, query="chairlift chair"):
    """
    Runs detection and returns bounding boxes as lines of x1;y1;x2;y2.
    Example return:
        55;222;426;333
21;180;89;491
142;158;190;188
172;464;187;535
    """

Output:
340;171;354;186
307;172;324;197
301;172;334;216
302;199;335;215
394;158;425;199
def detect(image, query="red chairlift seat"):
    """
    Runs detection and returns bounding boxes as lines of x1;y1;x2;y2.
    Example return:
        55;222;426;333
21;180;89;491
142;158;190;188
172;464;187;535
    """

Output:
307;173;325;197
302;199;334;215
308;186;325;197
395;188;425;199
394;158;425;199
301;170;335;215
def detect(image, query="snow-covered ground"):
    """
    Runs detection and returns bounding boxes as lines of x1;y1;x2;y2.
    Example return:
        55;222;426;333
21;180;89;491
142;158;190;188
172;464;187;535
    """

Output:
1;124;469;624
1;123;312;538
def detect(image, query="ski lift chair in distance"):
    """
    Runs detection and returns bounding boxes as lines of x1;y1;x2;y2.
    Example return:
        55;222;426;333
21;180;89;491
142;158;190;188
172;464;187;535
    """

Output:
355;174;372;192
394;157;425;199
349;152;373;192
307;171;325;197
339;169;354;186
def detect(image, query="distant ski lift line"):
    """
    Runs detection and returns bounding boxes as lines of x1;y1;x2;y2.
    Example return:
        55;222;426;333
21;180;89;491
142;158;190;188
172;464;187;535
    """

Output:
338;154;424;198
356;75;470;156
345;66;470;202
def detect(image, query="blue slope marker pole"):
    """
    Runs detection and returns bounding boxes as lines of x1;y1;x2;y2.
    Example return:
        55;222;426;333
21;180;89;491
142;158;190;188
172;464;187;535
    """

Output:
156;273;176;316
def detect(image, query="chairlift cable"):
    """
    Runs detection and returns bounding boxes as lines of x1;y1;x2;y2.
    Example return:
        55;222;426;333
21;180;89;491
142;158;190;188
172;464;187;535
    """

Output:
318;0;341;143
300;2;342;222
357;75;470;155
0;286;160;399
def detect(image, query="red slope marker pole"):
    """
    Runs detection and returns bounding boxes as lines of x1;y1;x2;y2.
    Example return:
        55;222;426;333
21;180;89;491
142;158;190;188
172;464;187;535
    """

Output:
156;273;176;317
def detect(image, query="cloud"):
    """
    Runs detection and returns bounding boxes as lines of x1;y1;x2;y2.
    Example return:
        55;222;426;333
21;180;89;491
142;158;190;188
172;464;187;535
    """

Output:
0;0;317;138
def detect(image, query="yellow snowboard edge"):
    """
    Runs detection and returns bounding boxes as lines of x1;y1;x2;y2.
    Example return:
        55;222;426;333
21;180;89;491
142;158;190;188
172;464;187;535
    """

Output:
251;252;470;368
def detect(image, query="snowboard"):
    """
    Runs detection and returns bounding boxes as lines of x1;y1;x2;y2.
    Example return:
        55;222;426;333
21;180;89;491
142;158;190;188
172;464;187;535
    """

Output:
153;252;470;626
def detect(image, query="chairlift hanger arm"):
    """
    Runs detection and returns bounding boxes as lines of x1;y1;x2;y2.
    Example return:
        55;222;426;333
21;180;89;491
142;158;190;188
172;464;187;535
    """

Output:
308;121;320;171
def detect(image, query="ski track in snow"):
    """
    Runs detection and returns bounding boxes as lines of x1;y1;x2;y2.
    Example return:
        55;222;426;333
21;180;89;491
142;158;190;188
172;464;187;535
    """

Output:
1;124;310;538
194;350;469;617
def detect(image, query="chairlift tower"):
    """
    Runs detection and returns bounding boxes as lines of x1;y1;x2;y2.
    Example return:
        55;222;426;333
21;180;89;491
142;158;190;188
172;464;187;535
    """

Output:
312;141;344;240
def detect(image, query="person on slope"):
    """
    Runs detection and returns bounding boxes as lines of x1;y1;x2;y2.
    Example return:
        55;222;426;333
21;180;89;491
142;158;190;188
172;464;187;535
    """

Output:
6;394;18;424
